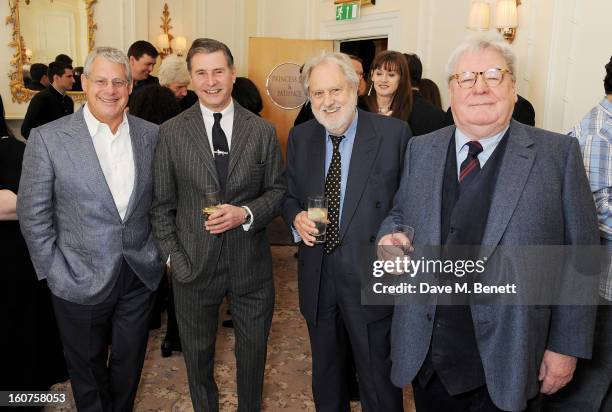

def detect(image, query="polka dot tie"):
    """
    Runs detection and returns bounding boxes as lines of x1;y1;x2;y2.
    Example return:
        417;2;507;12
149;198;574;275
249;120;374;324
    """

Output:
324;135;344;254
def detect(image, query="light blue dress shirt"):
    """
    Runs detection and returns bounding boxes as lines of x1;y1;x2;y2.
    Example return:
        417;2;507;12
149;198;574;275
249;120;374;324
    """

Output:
455;125;509;177
324;110;359;224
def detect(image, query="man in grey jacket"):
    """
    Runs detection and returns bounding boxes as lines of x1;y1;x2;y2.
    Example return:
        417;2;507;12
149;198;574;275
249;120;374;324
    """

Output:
377;33;600;411
18;47;164;411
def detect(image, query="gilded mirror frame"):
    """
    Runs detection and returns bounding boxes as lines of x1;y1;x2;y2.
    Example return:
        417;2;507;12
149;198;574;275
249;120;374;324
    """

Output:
6;0;98;103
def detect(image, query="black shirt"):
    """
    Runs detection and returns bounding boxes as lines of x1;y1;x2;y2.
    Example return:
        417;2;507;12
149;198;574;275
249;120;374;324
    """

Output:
27;81;46;91
180;90;199;112
409;91;452;136
21;85;74;139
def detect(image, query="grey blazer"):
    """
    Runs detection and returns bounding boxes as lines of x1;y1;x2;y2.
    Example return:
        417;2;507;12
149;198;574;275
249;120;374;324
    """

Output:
17;109;165;305
150;101;286;290
378;121;600;411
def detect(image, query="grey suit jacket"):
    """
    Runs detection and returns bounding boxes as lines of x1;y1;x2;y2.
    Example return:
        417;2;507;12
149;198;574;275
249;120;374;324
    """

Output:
17;109;165;305
150;101;286;290
378;121;600;411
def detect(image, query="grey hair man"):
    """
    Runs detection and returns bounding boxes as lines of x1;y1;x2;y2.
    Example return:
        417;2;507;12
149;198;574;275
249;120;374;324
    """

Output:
18;46;164;411
157;53;198;111
283;51;411;411
377;32;599;411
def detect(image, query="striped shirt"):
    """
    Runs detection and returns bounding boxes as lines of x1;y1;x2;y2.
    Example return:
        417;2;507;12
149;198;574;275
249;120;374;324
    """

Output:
570;97;612;301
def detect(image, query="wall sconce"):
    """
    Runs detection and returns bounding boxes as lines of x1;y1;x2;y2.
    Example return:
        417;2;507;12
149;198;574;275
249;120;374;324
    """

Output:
495;0;520;43
156;3;175;59
468;1;491;31
171;36;187;57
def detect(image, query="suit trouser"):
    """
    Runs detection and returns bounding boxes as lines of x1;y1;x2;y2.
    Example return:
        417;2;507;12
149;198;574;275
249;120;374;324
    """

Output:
51;261;155;412
544;299;612;412
173;244;274;412
306;252;403;412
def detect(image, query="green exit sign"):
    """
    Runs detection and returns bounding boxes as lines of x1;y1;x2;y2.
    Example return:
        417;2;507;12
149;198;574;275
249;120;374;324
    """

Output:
336;2;360;21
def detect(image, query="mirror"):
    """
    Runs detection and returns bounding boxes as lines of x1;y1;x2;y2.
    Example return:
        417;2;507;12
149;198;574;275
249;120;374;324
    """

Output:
7;0;97;103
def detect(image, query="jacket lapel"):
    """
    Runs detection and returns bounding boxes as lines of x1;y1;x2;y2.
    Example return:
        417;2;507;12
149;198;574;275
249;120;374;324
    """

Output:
123;115;148;221
227;102;251;180
184;103;220;187
481;121;535;248
309;123;327;198
339;113;381;240
61;109;120;220
425;129;455;245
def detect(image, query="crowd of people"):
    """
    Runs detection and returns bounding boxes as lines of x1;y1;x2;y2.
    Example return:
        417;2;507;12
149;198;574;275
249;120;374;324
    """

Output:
1;32;611;412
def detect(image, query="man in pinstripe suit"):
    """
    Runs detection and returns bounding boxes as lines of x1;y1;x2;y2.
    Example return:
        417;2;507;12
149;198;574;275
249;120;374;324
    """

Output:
150;38;286;412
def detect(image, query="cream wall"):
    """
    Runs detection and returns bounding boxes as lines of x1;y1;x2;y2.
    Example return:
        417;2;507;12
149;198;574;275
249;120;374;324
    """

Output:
2;0;609;133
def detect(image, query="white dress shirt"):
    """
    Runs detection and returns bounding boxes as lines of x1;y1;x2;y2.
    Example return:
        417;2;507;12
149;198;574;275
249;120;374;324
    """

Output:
84;104;134;221
198;100;253;231
200;100;234;153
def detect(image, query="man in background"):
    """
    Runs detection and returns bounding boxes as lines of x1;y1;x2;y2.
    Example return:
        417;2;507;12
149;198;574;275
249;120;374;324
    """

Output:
128;40;160;92
27;63;50;91
157;53;198;111
21;61;74;139
544;55;612;412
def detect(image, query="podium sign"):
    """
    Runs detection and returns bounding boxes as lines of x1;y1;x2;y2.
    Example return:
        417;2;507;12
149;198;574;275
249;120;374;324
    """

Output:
336;2;360;21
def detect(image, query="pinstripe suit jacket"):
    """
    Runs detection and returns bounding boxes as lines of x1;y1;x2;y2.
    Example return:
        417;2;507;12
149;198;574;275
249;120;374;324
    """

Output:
150;101;286;290
17;109;165;305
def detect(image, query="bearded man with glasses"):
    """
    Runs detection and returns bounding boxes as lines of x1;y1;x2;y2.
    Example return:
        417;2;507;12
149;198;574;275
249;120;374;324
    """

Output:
18;47;165;411
377;33;600;411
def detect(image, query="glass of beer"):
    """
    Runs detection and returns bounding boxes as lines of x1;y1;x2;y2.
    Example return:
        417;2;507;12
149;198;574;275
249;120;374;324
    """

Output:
202;190;221;220
308;196;328;244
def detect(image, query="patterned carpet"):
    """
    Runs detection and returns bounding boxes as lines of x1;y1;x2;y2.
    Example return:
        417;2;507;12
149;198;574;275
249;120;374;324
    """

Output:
46;246;415;411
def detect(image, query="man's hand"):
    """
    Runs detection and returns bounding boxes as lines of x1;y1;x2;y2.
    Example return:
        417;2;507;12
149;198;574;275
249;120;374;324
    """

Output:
538;349;577;395
293;211;320;247
205;204;247;234
377;233;413;260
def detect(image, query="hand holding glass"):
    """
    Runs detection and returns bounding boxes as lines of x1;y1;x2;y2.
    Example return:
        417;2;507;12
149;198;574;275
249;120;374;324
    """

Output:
202;190;221;221
307;196;328;244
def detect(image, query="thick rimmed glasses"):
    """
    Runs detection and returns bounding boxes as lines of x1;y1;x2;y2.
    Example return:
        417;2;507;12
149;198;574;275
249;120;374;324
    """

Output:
449;68;513;89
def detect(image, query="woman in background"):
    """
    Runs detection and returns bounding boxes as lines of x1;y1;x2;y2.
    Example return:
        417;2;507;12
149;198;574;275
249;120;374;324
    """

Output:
0;94;68;403
364;50;413;122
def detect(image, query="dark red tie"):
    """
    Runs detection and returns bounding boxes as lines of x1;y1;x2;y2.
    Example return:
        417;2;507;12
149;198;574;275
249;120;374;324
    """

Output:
459;141;483;187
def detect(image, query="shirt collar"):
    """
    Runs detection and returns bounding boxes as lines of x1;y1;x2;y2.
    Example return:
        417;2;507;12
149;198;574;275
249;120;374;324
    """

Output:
600;97;612;116
455;124;509;155
199;99;234;120
326;109;359;142
49;84;65;98
83;103;129;138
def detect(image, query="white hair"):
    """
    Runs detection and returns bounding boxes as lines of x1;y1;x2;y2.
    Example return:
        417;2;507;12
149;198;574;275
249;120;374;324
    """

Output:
158;54;191;86
83;47;132;83
300;52;360;94
446;32;516;83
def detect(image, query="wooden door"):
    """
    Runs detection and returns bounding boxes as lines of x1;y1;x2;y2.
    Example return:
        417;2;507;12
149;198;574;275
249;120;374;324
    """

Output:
248;37;333;157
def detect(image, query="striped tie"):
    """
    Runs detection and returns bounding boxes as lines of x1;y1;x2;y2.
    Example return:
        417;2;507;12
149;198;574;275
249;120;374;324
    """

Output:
459;141;483;187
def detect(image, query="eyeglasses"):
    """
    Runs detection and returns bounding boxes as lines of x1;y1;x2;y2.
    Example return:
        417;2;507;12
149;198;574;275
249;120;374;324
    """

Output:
310;87;345;101
86;76;130;89
449;68;512;89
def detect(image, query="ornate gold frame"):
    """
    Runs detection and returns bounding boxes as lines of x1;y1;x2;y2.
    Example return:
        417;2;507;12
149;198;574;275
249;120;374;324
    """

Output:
6;0;98;103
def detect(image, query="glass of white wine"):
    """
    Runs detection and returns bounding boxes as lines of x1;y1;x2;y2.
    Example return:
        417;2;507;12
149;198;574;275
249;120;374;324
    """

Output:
307;196;328;244
202;190;221;221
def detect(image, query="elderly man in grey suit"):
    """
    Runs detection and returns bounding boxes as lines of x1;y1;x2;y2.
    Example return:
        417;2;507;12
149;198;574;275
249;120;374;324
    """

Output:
150;38;285;412
17;47;164;411
377;33;600;411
